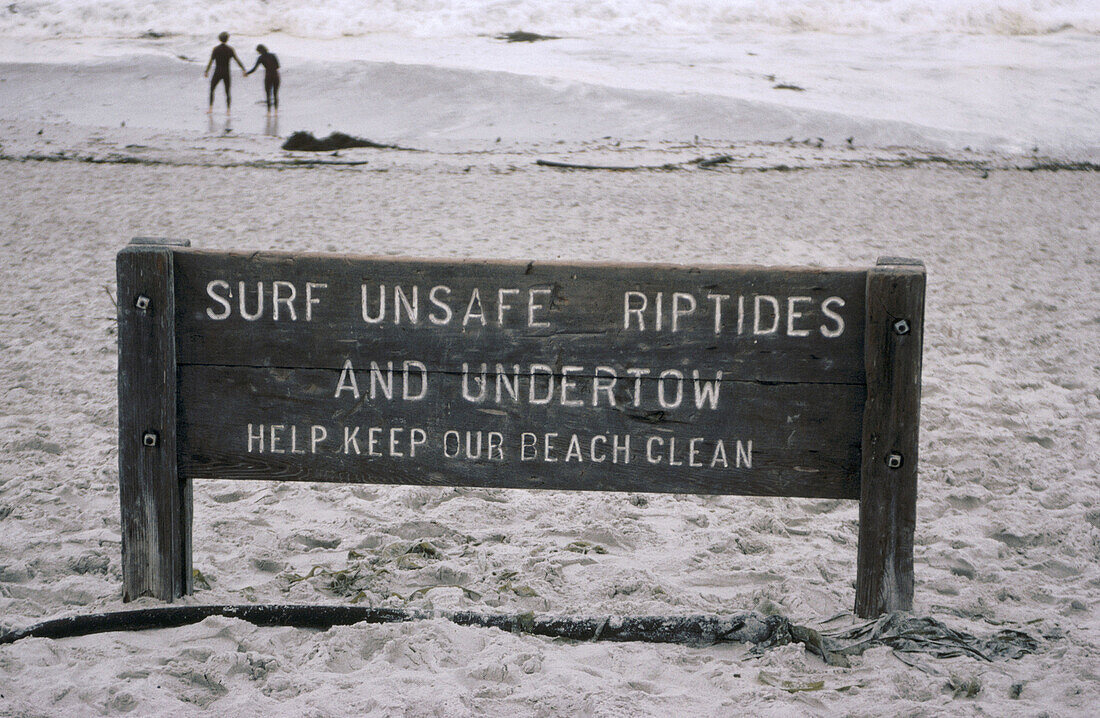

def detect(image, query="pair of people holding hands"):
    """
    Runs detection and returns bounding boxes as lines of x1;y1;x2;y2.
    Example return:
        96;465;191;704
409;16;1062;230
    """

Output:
204;32;280;113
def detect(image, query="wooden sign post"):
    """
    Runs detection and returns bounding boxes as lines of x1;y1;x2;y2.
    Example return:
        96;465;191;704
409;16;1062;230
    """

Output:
117;239;924;618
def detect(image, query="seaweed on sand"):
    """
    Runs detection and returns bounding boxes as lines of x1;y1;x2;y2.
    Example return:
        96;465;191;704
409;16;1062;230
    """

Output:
496;30;560;42
281;131;403;152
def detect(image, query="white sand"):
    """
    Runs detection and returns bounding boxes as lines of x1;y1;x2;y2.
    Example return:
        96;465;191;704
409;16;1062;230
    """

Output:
0;122;1097;714
1;8;1098;712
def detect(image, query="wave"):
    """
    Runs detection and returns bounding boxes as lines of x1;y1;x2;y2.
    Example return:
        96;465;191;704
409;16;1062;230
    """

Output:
2;0;1096;38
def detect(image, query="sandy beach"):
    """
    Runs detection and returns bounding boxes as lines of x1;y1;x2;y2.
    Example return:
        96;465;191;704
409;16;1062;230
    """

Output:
1;1;1099;714
1;129;1097;714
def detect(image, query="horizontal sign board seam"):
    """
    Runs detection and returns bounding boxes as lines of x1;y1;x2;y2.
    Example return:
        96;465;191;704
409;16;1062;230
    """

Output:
174;360;867;386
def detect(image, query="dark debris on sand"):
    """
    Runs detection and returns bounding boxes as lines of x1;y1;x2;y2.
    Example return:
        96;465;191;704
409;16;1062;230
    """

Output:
496;30;560;43
282;131;411;152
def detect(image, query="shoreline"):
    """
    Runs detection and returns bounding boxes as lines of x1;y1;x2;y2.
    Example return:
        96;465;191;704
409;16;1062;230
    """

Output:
3;119;1098;176
1;29;1097;160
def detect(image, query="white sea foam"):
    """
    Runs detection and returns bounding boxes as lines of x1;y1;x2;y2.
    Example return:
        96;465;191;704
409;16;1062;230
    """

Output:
1;0;1097;39
0;3;1095;157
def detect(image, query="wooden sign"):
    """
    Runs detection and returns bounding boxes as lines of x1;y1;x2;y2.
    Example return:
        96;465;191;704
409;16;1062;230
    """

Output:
117;239;925;618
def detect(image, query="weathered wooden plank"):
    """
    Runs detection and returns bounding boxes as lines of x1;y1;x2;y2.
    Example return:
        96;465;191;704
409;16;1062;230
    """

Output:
120;242;932;615
172;251;866;384
176;364;863;498
854;258;925;617
117;241;190;602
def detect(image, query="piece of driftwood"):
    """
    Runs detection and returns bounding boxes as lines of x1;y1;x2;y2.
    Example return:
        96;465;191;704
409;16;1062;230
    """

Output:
535;159;680;171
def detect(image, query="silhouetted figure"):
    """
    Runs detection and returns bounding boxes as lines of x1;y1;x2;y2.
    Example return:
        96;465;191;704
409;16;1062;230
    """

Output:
246;44;280;113
204;32;246;113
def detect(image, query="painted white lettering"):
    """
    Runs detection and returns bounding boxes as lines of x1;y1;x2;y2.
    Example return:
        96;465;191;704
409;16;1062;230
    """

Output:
667;437;683;466
206;279;232;320
754;295;780;335
461;362;488;402
465;431;483;459
428;285;453;325
310;425;327;453
658;369;684;409
625;368;651;407
497;288;519;324
402;360;428;400
688;437;703;467
612;434;631;464
394;285;418;324
624;291;647;330
520;432;537;461
361;284;385;323
496;364;520;403
269;424;285;454
528;288;552;327
290;425;305;454
463;288;486;326
443;430;460;458
560;366;584;406
592;366;618;407
671;292;696;332
736;440;753;468
708;293;729;335
272;281;297;321
305;282;326;321
488;431;504;461
410;428;426;457
711;440;728;468
820;297;846;338
565;434;583;462
646;436;663;464
239;281;263;321
692;370;722;410
370;361;394;400
334;359;360;399
787;296;811;337
247;423;264;453
543;433;558;462
529;364;554;404
590;435;607;462
343;427;361;455
388;427;404;457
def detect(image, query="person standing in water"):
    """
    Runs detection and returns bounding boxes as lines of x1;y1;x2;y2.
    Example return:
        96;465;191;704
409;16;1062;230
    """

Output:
245;44;280;113
203;32;246;113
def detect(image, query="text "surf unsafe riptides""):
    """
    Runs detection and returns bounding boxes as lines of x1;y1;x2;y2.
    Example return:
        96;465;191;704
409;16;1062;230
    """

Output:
202;280;848;337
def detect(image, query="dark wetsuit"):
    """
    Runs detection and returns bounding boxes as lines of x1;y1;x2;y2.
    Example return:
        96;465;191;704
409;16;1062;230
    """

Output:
209;44;239;107
249;52;280;110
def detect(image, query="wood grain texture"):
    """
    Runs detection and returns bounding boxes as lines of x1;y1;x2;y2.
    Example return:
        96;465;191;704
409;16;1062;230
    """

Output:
117;244;933;610
172;251;866;384
177;364;863;498
117;243;190;602
854;258;926;617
